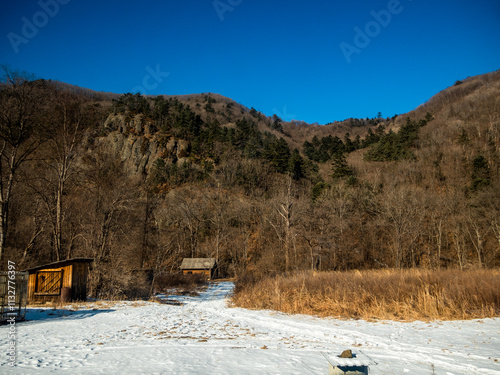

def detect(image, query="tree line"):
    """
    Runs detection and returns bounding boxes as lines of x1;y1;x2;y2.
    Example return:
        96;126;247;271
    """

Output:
1;67;499;298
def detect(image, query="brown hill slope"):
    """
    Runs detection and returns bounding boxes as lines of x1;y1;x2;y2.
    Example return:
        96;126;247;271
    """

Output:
348;70;499;188
285;70;499;151
2;69;499;299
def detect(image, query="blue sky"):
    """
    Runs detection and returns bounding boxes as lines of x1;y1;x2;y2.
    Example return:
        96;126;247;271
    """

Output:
1;0;499;124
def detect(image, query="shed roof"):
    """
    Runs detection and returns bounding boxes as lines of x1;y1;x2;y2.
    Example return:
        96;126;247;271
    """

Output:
24;258;94;273
180;258;216;270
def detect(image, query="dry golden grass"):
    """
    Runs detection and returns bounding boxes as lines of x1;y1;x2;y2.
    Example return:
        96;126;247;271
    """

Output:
27;299;121;311
231;269;500;321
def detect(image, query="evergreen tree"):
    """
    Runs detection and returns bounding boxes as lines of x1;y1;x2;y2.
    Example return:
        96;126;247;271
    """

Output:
353;134;361;150
288;149;305;180
264;137;291;173
471;155;491;190
303;140;316;161
364;117;426;161
332;152;354;179
311;180;329;201
270;114;284;132
344;133;355;153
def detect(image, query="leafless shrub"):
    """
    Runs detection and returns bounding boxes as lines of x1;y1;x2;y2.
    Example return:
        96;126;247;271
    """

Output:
154;273;207;294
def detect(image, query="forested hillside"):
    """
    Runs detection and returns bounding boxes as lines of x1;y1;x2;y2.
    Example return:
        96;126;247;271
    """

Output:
1;67;499;298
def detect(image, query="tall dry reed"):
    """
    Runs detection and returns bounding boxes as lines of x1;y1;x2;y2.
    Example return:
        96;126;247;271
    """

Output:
231;269;500;321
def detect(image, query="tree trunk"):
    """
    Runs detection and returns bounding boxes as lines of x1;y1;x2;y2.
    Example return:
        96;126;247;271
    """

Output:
55;185;63;261
0;164;15;262
435;219;443;270
0;202;6;261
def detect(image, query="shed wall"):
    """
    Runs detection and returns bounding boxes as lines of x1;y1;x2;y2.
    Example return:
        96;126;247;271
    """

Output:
28;265;73;303
182;269;216;279
71;263;89;301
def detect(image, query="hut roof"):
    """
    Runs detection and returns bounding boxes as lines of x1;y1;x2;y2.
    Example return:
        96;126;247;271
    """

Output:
24;258;94;273
180;258;216;270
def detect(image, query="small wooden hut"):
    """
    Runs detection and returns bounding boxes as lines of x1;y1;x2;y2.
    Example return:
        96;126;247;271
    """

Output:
25;258;93;303
180;258;217;279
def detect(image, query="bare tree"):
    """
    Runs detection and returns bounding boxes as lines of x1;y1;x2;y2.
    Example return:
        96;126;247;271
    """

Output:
80;149;137;297
382;187;425;268
0;67;46;261
427;192;452;269
166;187;204;259
19;198;47;266
29;90;86;261
265;177;298;271
50;92;85;260
315;182;356;269
203;177;232;274
465;209;488;268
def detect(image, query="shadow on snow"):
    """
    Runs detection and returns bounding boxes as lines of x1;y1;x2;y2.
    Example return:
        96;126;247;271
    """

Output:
20;307;115;324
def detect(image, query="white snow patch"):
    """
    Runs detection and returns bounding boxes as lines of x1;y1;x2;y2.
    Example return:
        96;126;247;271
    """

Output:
1;282;499;374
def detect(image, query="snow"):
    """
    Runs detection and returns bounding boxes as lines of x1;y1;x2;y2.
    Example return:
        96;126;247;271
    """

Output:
1;281;499;374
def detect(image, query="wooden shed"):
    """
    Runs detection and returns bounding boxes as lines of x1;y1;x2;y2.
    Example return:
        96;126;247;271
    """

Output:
25;258;93;303
180;258;217;279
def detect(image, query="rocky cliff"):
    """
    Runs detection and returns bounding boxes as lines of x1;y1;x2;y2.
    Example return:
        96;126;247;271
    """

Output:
95;113;192;177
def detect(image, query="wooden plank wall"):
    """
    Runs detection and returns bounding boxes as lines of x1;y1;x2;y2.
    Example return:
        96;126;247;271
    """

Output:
28;265;73;303
182;269;211;278
71;263;89;301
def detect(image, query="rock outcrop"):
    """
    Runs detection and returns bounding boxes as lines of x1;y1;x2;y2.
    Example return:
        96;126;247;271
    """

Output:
94;113;194;177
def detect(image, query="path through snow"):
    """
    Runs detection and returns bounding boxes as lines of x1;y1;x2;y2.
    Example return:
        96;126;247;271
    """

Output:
1;282;499;374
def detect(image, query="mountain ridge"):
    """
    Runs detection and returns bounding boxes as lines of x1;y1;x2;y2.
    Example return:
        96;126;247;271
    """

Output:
1;67;499;297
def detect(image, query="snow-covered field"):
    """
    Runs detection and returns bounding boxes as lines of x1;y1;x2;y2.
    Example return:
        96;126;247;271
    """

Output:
1;282;499;374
